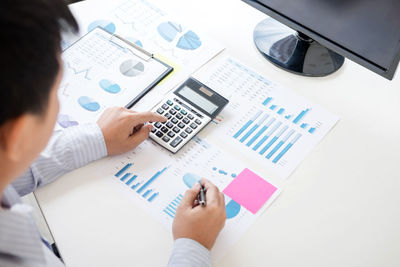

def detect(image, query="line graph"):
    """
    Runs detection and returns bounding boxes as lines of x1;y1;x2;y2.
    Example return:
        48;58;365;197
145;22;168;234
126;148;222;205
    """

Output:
66;62;92;80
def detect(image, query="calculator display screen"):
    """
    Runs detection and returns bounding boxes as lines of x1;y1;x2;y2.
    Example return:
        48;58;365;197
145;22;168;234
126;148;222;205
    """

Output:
179;86;218;114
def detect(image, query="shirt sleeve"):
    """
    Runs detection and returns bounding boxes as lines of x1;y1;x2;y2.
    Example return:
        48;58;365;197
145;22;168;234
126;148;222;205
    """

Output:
167;238;211;267
12;124;108;196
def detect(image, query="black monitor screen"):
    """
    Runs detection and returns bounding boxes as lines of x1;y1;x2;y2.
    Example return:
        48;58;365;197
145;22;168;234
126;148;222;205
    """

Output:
252;0;400;73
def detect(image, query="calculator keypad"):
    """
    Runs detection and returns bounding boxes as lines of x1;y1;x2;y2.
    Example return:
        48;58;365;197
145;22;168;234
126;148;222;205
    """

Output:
150;98;210;153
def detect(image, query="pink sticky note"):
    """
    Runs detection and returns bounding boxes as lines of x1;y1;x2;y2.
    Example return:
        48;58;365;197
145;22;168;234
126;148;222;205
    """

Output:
223;168;277;214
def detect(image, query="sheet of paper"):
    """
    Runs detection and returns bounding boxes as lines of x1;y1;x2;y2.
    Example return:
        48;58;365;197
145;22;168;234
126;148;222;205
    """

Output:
93;137;280;263
58;27;169;127
194;56;339;178
63;0;225;112
223;168;278;214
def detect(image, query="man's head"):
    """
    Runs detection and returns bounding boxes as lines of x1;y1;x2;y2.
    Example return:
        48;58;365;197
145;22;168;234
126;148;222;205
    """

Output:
0;0;78;179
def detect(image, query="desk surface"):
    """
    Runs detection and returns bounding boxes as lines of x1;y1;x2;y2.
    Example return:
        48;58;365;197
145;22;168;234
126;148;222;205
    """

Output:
35;0;400;266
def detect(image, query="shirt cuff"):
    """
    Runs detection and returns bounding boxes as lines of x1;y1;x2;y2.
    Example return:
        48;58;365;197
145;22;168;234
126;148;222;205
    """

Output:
167;238;211;267
63;123;108;166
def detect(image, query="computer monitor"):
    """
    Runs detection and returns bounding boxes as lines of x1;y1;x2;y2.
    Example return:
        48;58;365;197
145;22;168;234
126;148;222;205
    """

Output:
242;0;400;80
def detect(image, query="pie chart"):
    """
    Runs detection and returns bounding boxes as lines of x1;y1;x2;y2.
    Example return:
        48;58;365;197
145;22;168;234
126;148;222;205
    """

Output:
177;30;202;50
225;196;241;219
157;21;182;42
157;21;202;50
182;173;241;219
57;114;79;128
87;20;116;34
120;59;145;77
99;79;121;94
78;96;100;112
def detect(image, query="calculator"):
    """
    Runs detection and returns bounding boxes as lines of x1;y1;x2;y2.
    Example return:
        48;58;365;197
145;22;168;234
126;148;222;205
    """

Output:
149;77;229;153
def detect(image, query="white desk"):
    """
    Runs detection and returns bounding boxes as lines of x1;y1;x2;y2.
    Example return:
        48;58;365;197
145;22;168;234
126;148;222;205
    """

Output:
36;0;400;266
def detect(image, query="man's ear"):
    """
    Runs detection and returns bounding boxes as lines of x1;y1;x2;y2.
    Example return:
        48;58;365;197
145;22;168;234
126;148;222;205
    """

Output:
0;115;34;162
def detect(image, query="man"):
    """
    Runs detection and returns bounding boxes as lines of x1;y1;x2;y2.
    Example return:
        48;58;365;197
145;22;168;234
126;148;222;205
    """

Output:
0;0;226;266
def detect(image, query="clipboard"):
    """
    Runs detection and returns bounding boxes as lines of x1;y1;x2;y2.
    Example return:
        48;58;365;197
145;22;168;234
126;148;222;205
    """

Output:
59;27;173;125
105;29;174;108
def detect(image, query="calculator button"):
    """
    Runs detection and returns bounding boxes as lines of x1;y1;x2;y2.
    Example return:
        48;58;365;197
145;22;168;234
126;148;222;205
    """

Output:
182;118;190;124
162;136;170;142
166;100;173;106
156;108;164;114
190;123;198;129
187;114;194;120
170;137;183;148
176;113;183;119
181;109;187;115
185;127;193;134
161;126;169;133
180;132;188;138
168;131;175;138
195;119;202;125
169;109;177;115
154;122;162;128
155;131;163;138
174;105;181;111
165;113;172;119
178;122;185;129
162;104;169;110
166;122;174;128
151;127;157;133
171;118;178;124
173;127;180;133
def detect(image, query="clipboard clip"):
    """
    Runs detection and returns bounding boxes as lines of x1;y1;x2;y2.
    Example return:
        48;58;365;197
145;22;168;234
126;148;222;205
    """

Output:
109;33;153;62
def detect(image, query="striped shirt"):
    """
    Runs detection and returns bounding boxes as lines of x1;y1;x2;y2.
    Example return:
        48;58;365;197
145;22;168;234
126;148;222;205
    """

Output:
0;123;210;267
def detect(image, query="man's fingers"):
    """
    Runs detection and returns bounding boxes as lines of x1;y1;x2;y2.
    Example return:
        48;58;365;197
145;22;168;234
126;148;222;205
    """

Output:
180;183;201;209
132;123;144;134
200;178;221;204
128;124;152;148
130;111;167;125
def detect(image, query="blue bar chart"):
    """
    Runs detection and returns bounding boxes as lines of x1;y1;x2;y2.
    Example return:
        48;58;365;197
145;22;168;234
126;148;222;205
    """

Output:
231;106;308;165
272;133;302;164
113;163;166;202
246;117;275;147
115;163;133;177
233;110;262;139
126;175;138;186
266;129;295;159
262;97;272;106
259;125;288;155
239;113;269;143
136;167;168;194
260;96;317;134
253;121;282;151
163;194;183;218
293;109;310;124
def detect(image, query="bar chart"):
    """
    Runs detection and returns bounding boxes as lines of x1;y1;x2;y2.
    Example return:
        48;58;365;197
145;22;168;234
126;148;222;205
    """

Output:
114;163;167;202
232;109;305;165
197;56;339;178
163;194;183;218
261;96;317;134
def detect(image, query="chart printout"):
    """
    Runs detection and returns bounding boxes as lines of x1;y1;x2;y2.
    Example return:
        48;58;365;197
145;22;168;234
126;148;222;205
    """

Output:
58;27;169;127
99;137;280;262
62;0;224;113
195;56;339;178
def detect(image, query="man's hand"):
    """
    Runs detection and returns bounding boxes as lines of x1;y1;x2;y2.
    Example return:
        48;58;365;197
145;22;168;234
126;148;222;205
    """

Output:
97;107;166;155
172;179;226;250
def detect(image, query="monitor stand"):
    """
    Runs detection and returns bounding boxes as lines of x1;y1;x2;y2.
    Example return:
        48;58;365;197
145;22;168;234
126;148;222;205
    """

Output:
253;18;344;77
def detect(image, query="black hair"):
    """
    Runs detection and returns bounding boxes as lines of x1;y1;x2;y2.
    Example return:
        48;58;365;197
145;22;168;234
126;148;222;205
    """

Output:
0;0;78;126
